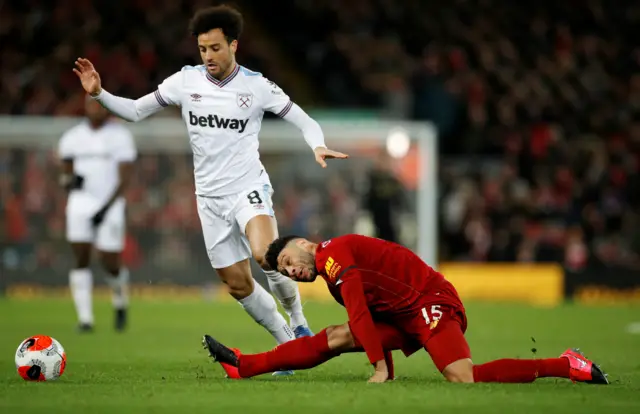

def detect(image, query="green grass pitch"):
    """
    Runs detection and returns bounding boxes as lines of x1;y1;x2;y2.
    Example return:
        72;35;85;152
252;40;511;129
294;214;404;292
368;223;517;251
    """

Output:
0;298;639;413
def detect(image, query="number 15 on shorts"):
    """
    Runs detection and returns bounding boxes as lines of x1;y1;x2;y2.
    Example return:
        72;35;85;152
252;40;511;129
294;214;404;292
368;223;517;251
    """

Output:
422;305;443;329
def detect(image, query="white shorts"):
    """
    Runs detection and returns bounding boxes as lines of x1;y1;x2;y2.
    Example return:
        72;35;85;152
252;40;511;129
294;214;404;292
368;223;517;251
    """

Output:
196;180;275;269
65;193;126;252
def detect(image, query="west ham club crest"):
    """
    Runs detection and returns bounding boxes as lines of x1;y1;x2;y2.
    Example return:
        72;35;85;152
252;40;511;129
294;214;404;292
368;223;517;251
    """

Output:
237;93;253;109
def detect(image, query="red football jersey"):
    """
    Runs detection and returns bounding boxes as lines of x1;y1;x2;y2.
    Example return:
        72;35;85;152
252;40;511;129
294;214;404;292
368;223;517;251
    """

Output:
314;234;452;364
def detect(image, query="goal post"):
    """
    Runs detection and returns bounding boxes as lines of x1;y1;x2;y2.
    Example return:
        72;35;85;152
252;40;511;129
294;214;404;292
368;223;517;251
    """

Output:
0;115;439;281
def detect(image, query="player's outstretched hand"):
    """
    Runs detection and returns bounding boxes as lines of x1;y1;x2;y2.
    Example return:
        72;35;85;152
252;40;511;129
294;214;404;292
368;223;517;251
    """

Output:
314;147;349;168
73;58;102;97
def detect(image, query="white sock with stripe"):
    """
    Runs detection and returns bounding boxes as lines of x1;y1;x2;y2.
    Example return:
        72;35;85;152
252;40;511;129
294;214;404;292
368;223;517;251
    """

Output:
107;267;129;310
238;281;294;344
69;268;93;325
264;270;307;329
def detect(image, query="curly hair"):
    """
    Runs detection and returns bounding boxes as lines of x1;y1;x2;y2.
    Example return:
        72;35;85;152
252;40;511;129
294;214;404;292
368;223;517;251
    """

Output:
264;235;301;272
188;5;244;42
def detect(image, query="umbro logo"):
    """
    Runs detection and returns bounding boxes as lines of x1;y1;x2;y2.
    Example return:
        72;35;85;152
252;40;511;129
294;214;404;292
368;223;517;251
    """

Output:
190;94;202;102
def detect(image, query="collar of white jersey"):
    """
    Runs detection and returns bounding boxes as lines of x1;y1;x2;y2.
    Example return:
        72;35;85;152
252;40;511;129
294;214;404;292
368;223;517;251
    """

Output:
206;64;240;88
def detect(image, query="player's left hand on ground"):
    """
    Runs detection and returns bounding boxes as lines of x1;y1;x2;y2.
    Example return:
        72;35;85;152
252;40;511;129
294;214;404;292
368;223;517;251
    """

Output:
368;370;389;383
313;147;349;168
368;360;389;383
91;208;107;227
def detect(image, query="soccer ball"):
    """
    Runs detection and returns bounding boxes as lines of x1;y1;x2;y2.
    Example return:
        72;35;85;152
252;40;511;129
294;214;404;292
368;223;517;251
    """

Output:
15;335;67;381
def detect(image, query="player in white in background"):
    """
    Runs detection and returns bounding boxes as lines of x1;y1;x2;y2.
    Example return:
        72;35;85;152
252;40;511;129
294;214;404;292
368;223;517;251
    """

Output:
58;96;136;333
72;5;348;374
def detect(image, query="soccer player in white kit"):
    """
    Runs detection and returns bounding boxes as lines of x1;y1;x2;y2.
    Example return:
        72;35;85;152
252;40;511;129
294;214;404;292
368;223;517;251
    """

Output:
72;5;348;374
58;96;136;333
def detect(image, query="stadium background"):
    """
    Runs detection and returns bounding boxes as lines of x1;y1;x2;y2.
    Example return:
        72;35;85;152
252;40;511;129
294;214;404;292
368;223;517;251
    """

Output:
0;0;639;305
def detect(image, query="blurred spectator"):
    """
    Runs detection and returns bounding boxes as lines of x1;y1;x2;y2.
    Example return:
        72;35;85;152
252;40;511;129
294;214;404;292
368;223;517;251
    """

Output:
364;152;405;243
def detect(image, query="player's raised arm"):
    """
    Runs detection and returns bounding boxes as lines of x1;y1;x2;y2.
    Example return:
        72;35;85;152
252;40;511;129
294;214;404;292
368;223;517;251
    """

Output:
73;58;172;122
259;78;348;168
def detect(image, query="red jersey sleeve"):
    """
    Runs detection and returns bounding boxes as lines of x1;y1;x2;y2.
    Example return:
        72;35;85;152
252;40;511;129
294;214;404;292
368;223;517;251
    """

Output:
340;272;385;364
316;239;384;365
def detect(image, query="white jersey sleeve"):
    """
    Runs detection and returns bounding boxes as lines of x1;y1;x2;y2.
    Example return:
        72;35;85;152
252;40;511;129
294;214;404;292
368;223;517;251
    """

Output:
58;130;77;161
92;70;183;122
155;71;183;107
110;126;138;162
255;77;293;117
93;90;163;122
255;76;326;150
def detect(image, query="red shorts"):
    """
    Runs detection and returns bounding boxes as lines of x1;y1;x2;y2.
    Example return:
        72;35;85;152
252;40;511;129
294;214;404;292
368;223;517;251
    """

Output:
353;281;472;373
393;303;470;372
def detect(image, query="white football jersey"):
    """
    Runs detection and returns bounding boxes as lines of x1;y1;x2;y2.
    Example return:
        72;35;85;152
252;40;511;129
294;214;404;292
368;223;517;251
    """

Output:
58;120;137;205
154;64;293;196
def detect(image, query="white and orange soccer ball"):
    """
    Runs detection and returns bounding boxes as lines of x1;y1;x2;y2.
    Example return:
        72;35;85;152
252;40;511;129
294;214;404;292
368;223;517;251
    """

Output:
15;335;67;381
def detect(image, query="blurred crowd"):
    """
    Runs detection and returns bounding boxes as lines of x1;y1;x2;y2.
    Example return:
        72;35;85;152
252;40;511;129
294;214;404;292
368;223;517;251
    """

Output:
0;147;388;282
0;0;287;116
275;0;640;270
1;0;639;276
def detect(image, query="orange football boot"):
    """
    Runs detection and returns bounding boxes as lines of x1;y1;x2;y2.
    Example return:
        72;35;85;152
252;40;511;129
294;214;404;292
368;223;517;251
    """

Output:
560;348;609;384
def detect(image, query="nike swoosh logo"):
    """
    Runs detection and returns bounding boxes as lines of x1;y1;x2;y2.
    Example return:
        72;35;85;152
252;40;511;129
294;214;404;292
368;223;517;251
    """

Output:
569;355;587;368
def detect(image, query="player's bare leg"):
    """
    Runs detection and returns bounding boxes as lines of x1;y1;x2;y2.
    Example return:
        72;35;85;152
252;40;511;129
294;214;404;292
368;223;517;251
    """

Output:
216;258;295;376
430;321;609;384
215;259;254;300
69;243;94;332
245;214;311;337
100;251;129;332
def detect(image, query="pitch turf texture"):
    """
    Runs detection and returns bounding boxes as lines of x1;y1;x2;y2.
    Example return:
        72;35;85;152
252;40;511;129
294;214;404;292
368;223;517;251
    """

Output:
1;298;638;414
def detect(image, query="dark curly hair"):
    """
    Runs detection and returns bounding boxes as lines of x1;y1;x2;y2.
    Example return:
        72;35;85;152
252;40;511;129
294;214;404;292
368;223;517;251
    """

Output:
265;235;301;272
188;5;244;42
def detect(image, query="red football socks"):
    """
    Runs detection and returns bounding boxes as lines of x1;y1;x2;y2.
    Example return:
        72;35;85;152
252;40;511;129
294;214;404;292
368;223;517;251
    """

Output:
238;329;337;378
236;327;571;383
472;358;570;383
237;325;401;379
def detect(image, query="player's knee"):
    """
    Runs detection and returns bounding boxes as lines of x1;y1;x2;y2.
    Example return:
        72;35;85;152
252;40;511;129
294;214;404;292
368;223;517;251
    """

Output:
226;279;253;299
100;253;120;276
75;251;91;269
75;257;90;269
219;271;253;299
442;360;475;383
326;323;356;352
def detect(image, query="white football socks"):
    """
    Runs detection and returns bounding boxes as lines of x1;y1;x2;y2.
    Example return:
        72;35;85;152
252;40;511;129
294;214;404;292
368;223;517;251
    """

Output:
106;267;129;310
69;268;94;325
238;281;295;345
264;270;308;329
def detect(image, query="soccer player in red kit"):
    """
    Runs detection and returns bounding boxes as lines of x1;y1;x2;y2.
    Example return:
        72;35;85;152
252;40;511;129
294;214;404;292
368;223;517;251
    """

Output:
202;234;609;385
